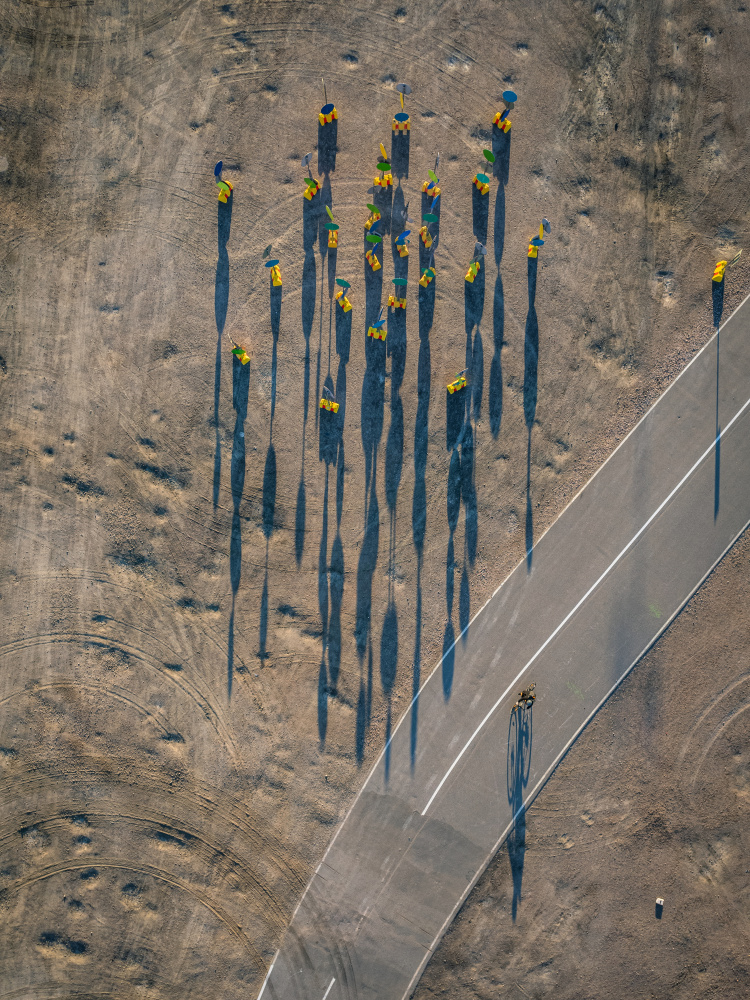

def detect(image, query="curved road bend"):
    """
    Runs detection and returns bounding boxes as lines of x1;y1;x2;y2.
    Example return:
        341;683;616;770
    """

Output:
260;294;750;1000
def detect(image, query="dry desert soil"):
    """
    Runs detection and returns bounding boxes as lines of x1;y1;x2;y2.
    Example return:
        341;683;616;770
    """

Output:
1;0;748;998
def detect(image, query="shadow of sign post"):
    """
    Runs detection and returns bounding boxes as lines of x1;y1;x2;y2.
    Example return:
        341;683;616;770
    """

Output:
213;189;233;509
507;703;533;921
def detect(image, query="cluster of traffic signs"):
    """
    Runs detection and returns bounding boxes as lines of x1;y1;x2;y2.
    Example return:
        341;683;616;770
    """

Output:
217;86;563;406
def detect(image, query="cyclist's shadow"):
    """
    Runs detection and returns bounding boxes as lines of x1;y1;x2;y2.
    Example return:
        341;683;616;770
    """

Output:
507;702;533;921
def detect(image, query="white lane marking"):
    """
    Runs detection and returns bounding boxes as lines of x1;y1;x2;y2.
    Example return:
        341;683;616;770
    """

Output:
262;293;750;992
421;392;750;816
322;978;336;1000
402;512;750;1000
256;958;276;1000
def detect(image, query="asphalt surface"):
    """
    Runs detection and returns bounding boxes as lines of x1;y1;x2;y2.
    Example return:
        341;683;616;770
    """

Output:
260;294;750;1000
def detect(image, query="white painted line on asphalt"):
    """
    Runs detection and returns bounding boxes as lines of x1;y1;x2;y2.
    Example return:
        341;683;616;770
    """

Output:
421;392;750;816
322;978;336;1000
256;958;276;1000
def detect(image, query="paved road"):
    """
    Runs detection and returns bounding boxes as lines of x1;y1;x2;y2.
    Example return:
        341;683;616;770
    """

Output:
259;295;750;1000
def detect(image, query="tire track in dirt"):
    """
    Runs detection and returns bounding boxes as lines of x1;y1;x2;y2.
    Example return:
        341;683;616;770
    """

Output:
7;456;262;688
84;380;264;537
198;9;498;97
0;769;309;968
0;682;177;741
0;811;293;934
678;669;750;788
1;0;197;48
5;566;265;703
0;770;308;896
2;858;266;971
0;632;240;766
110;218;214;267
0;989;116;1000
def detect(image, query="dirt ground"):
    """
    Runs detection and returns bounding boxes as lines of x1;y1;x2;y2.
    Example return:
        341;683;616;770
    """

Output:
0;0;748;998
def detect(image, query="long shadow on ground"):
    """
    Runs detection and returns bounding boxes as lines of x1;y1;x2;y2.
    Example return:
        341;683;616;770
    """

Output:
465;263;485;424
317;118;338;175
381;289;407;779
355;249;385;758
391;129;410;181
259;305;279;665
318;312;344;742
228;349;249;698
523;254;539;570
409;281;433;767
507;702;533;921
490;274;505;437
328;296;350;710
296;238;317;567
443;446;462;699
214;191;232;509
489;128;509;440
472;185;489;246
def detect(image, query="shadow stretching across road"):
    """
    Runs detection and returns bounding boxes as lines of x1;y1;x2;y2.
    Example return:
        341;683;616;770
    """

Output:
715;328;721;521
713;281;724;521
317;464;330;744
442;256;484;696
443;446;461;698
461;423;478;569
507;702;533;921
712;276;725;331
440;230;487;701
